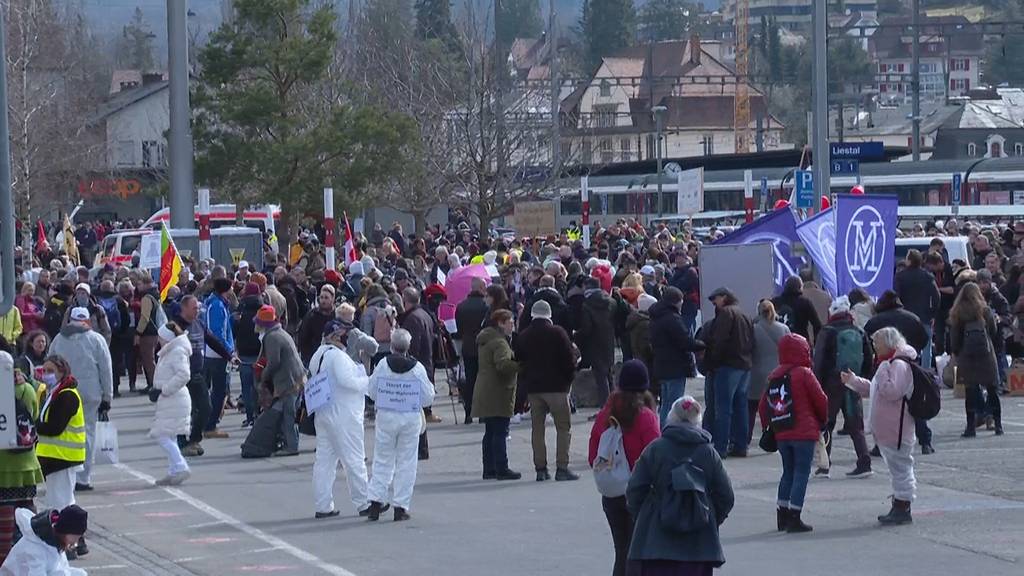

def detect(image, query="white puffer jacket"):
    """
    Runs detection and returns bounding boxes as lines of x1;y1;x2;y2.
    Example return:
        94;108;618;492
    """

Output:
150;333;192;438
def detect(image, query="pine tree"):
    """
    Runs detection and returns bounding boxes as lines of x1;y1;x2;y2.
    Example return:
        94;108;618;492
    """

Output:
580;0;636;68
496;0;543;45
637;0;694;43
414;0;455;43
118;7;155;70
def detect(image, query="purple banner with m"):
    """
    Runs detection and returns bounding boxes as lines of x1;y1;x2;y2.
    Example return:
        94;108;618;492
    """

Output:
835;194;899;299
796;208;838;297
715;207;806;294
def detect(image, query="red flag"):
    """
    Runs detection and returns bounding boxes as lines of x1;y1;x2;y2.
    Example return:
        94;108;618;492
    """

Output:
36;221;47;252
343;211;357;266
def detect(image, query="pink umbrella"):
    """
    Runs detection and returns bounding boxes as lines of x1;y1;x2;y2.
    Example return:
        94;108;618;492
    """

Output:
445;264;492;309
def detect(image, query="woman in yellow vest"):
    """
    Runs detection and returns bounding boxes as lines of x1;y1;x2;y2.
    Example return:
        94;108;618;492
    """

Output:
35;356;86;513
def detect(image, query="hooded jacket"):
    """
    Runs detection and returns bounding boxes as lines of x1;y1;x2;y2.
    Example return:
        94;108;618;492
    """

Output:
845;345;918;448
625;423;734;566
578;289;617;368
771;288;822;340
49;323;113;404
0;508;86;576
309;343;369;422
151;333;192;438
759;334;828;442
368;353;434;413
813;313;875;391
515;318;575;394
234;295;264;357
472;327;520;419
648;301;702;380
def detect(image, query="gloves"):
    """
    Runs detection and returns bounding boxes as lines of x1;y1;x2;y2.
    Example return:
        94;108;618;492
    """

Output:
148;388;161;403
98;400;111;414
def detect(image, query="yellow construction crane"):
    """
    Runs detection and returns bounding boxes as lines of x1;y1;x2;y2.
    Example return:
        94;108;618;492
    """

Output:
734;0;751;154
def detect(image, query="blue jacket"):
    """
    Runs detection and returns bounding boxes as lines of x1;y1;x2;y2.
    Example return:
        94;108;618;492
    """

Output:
203;293;235;359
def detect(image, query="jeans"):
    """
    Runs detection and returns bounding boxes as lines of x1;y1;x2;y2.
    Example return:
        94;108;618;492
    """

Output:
112;336;137;391
997;349;1009;391
481;417;511;474
657;378;686;428
702;371;715;434
922;325;934;370
915;418;933;447
602;495;633;576
181;370;211;445
238;355;258;423
592;363;613;409
777;440;815;510
462;356;479;421
711;367;750;455
204;357;230;431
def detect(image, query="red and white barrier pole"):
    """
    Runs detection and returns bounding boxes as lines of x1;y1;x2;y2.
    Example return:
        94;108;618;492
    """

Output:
324;187;336;271
198;187;211;262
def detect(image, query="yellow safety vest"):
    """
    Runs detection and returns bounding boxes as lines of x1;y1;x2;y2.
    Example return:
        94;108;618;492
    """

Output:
36;387;86;463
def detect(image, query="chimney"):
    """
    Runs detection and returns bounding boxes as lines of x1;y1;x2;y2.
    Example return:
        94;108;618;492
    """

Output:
689;34;701;66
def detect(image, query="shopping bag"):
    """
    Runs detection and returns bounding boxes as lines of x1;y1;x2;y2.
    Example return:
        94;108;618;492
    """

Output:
814;430;830;470
96;419;119;464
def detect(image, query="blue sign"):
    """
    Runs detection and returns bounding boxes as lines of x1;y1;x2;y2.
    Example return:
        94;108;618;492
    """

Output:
952;173;962;205
831;159;860;175
835;194;899;299
795;170;814;208
830;141;884;160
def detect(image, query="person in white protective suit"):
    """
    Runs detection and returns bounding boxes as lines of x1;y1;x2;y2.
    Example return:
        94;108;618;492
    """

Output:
365;328;435;522
149;323;193;486
308;320;373;519
0;505;88;575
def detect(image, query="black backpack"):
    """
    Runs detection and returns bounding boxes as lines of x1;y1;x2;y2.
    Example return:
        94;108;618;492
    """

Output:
765;370;795;431
773;301;798;333
961;319;993;358
892;357;942;449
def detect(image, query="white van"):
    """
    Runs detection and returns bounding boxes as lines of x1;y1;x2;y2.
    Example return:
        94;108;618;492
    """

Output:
894;236;974;266
143;204;279;241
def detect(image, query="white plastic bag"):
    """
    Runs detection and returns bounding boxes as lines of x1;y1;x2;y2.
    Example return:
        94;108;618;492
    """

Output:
96;420;119;464
814;430;829;470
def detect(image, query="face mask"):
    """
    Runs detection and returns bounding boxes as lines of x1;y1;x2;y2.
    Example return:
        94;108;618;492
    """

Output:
76;295;89;306
41;373;57;386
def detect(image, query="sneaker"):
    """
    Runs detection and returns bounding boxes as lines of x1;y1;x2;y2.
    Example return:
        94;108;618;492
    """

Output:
181;443;204;457
813;467;831;479
496;469;522;481
536;469;551;482
921;444;935;455
845;462;873;479
359;503;389;517
241;419;253;428
727;449;749;459
168;470;191;486
870;445;881;458
555;468;580;482
74;483;93;492
155;475;175;486
204;429;230;439
425;414;442;424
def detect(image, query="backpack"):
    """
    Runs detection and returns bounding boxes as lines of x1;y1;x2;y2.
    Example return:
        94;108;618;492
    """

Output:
893;357;941;421
373;305;396;344
147;293;167;329
99;296;121;332
961;319;993;358
835;327;865;374
11;396;38;454
765;370;795;431
593;417;631;498
659;459;712;533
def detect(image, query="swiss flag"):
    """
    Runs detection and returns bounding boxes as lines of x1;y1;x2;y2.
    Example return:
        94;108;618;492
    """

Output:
343;212;358;266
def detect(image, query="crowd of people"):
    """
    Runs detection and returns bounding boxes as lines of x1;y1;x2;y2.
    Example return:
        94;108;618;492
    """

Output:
0;212;1018;575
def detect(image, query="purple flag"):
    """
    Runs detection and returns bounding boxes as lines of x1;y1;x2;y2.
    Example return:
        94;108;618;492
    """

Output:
716;207;806;294
796;208;838;296
835;194;898;299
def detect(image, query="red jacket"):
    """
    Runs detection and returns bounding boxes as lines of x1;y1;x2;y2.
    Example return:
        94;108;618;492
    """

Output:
758;334;828;442
588;402;660;470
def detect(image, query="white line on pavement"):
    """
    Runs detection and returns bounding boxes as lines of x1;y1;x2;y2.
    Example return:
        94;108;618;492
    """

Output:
88;497;181;510
174;546;282;564
113;462;358;576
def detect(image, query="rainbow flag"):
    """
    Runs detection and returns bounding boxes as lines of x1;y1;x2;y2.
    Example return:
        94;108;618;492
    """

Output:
159;224;182;302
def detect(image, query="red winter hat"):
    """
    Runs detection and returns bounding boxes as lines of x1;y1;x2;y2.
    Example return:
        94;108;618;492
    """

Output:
324;269;342;286
255;305;278;328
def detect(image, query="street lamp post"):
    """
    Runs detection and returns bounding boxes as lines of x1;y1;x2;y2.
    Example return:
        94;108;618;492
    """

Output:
652;105;668;218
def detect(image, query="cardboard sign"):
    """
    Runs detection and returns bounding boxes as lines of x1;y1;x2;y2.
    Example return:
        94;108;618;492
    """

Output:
140;232;161;270
512;201;556;238
304;369;333;414
375;377;422;413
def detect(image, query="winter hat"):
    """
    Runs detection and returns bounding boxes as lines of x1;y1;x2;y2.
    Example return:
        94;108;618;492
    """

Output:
157;323;179;344
639;265;656;277
617;359;650;392
829;295;852;317
349;261;364;276
242;282;261;297
322;319;345;338
251;272;267;289
53;505;88;536
324;269;342;287
638;293;657;312
69;307;90;323
360;255;375;272
75;282;91;295
483;250;498;265
667;396;703;426
255;305;278;328
531;300;552;320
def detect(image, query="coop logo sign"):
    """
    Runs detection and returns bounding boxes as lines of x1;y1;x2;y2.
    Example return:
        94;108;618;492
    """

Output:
836;194;897;298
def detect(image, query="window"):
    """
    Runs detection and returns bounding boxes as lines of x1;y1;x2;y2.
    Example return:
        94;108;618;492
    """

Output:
593;104;617;128
1015;143;1023;156
141;140;158;168
878;63;888;73
968;142;977;157
599;138;614;163
897;63;905;73
950;78;971;91
701;134;714;156
950;58;972;72
116;140;135;166
620;138;631;162
599;80;611;98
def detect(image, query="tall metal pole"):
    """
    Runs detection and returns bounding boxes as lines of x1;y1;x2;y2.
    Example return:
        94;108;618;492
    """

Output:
812;0;830;203
548;4;560;173
168;0;195;229
911;0;921;161
0;9;16;315
653;106;667;217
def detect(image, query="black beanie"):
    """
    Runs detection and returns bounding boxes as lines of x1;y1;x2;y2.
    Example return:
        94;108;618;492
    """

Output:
617;359;650;392
53;505;88;535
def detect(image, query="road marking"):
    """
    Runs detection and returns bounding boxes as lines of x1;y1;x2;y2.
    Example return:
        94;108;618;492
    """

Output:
114;462;359;576
89;497;181;510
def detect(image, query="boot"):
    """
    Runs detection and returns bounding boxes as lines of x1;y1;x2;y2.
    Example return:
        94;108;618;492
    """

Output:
365;501;383;522
785;509;813;533
961;412;976;438
393;507;411;522
776;507;789;532
76;537;89;556
878;499;913;525
994;414;1004;436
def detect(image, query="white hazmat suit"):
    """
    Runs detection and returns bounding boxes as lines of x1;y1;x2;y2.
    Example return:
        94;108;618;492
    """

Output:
309;343;370;515
0;508;87;576
367;354;434;511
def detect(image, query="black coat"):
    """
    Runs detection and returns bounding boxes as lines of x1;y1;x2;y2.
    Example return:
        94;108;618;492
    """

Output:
519;288;571;334
894;267;940;324
401;305;435;373
234;295;263;357
455;293;488;359
771;290;822;340
864;307;929;352
514;319;576;394
577;290;617;369
648;301;700;380
815;314;875;389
